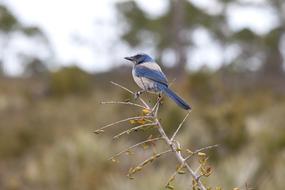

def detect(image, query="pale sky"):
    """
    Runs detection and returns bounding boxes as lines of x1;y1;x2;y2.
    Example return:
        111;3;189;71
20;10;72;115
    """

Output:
1;0;279;75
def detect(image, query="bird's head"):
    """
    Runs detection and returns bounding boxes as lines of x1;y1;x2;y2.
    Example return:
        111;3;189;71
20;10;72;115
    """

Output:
124;53;154;65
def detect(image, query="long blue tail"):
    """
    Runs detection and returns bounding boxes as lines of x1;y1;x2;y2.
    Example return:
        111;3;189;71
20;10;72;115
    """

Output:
157;84;191;110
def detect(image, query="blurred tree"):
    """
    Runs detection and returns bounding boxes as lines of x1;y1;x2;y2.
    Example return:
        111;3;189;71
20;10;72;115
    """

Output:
49;66;93;97
116;0;219;76
218;0;285;78
0;4;52;76
23;57;49;77
0;60;3;76
0;5;19;32
116;0;285;79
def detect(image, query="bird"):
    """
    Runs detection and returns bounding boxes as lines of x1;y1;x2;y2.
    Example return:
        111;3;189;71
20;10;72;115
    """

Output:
124;53;191;110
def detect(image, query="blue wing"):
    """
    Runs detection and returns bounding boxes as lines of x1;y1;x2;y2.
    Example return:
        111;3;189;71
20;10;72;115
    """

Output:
135;66;168;86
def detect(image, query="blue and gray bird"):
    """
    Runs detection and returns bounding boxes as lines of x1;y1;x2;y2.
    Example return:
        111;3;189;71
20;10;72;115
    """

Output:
124;53;191;110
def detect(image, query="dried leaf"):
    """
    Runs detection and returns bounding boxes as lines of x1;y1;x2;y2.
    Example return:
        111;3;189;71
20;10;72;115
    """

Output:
111;158;118;163
130;166;142;174
128;167;133;173
198;152;206;157
153;154;161;159
142;143;149;150
126;173;135;180
198;152;207;163
166;184;174;189
178;170;186;174
128;176;135;180
137;119;146;124
167;175;175;184
203;166;212;177
186;149;193;154
125;150;133;156
142;109;151;115
94;129;104;134
176;147;182;152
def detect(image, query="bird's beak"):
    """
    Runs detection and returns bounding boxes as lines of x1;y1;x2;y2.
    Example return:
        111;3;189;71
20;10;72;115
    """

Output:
124;56;134;61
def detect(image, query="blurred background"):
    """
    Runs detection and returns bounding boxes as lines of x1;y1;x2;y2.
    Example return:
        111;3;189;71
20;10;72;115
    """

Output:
0;0;284;189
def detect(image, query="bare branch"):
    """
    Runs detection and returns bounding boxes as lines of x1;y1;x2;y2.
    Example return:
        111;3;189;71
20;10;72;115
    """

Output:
108;137;163;161
153;96;163;117
113;122;157;140
98;81;217;190
166;163;187;187
94;115;153;134
110;81;150;109
110;81;133;94
155;119;207;190
100;101;147;109
128;149;172;176
171;110;191;141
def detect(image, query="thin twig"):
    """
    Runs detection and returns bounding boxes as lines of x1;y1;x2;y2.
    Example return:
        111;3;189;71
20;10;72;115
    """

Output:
154;96;162;117
108;137;163;161
94;115;153;133
128;149;172;176
194;164;202;175
171;110;191;141
113;122;157;140
184;144;219;162
100;101;147;109
110;81;133;94
151;99;160;113
166;163;186;187
110;81;149;109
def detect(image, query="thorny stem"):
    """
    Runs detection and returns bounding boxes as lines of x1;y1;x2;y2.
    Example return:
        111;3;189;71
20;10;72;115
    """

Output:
94;115;153;133
166;163;185;187
113;122;158;139
128;149;172;177
108;137;163;161
110;81;149;108
184;144;219;162
150;91;207;189
155;119;207;190
101;101;147;109
102;82;210;190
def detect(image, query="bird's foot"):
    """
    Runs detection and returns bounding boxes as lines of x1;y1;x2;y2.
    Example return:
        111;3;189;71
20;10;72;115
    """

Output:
157;93;163;103
134;91;143;99
134;92;139;99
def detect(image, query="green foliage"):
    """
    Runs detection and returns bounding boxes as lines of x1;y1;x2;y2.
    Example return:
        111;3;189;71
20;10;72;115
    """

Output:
0;74;285;189
202;100;248;151
49;66;93;97
163;107;184;134
0;5;19;32
188;70;222;103
116;0;216;50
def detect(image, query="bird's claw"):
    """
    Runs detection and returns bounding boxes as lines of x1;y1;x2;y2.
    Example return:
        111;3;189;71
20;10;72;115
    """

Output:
157;94;163;103
134;91;140;99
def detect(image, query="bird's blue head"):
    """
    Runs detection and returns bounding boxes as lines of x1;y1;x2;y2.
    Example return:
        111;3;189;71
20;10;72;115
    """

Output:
124;53;154;65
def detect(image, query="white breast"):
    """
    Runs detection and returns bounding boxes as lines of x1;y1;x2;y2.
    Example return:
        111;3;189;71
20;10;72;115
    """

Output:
132;62;165;93
132;68;154;90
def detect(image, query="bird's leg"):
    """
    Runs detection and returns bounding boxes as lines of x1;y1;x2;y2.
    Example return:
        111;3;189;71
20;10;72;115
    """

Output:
157;93;163;103
134;90;145;99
